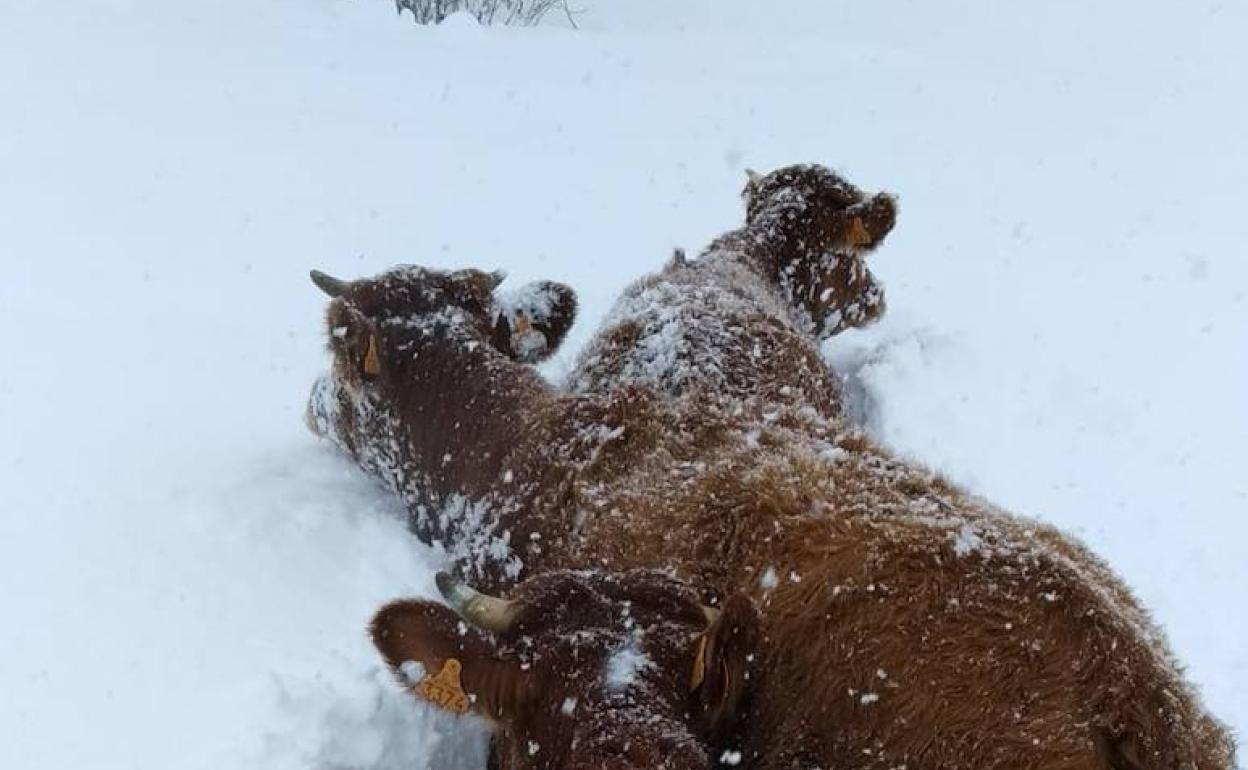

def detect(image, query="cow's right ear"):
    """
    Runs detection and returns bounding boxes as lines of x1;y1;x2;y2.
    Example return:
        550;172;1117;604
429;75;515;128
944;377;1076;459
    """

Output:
691;593;760;740
369;599;536;723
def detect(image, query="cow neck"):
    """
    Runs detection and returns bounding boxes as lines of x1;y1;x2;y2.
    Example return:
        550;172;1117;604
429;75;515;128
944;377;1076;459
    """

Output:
373;310;554;507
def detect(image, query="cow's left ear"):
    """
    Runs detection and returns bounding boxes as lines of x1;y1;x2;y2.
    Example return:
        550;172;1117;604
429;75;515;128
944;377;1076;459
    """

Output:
690;592;760;740
370;599;537;723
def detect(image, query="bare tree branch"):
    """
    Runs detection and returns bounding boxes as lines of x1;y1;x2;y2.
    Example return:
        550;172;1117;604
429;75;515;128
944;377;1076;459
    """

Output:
394;0;570;26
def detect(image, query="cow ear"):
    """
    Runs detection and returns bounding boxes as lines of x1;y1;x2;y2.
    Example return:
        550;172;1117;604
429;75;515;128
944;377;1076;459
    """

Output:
327;305;384;382
370;599;536;722
691;593;760;740
492;281;578;364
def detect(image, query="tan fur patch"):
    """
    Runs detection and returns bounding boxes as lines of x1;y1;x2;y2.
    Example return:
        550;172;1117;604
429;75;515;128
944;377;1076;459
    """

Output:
418;658;471;715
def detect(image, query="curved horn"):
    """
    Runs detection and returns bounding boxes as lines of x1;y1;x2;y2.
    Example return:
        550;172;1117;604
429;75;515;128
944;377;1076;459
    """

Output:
486;270;507;292
310;269;350;298
689;605;721;691
744;168;762;185
435;571;519;633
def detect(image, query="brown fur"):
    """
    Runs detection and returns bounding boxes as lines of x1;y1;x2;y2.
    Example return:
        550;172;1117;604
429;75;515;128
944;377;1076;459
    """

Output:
309;165;1236;770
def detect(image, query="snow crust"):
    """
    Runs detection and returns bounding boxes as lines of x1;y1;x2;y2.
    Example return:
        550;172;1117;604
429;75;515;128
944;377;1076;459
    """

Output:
1;0;1245;768
603;634;654;691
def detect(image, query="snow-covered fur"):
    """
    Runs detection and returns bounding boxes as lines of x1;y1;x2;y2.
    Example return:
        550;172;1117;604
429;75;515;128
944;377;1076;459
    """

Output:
311;165;1235;770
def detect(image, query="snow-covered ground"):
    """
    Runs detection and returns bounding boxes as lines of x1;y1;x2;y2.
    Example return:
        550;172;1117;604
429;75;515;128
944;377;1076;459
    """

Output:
1;1;1244;768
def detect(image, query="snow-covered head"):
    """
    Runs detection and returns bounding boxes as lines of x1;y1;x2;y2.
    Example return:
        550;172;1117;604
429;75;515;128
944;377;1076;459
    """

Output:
742;164;896;337
309;265;577;392
371;569;760;770
742;164;896;249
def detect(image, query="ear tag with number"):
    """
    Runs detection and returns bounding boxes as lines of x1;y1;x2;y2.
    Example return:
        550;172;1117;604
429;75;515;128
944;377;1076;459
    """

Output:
848;217;873;247
418;658;471;715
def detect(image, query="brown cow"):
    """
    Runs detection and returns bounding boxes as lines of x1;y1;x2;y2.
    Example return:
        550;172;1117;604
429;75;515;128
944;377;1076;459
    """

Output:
307;164;1235;770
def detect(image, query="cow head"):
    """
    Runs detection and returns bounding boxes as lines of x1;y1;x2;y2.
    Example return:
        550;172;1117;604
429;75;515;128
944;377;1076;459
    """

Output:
308;264;576;389
742;164;897;337
371;569;760;770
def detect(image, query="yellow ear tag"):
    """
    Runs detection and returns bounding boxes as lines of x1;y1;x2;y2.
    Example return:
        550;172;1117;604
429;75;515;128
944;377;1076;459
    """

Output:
690;635;709;691
418;658;471;715
848;217;873;247
362;333;382;377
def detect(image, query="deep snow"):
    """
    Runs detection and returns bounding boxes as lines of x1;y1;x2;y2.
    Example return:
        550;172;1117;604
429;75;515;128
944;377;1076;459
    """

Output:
1;1;1244;768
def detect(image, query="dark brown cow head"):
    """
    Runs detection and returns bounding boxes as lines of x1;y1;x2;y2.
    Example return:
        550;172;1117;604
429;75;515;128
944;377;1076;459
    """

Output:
743;164;897;337
371;570;760;770
310;264;577;392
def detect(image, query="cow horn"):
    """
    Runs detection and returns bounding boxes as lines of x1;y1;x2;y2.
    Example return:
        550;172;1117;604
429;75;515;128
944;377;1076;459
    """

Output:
487;270;507;292
745;168;762;185
435;571;519;633
689;606;721;691
310;269;350;298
